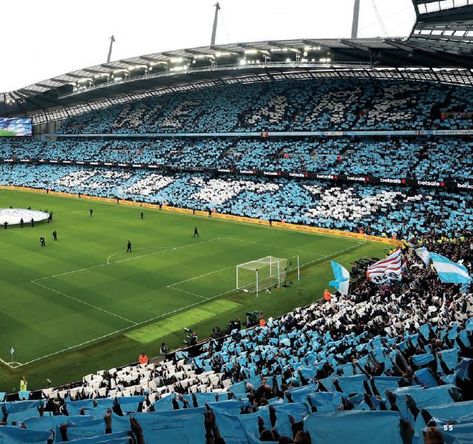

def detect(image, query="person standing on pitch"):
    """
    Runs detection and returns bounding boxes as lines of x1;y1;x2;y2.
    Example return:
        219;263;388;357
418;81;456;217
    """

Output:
52;231;58;241
193;226;200;238
140;211;144;220
40;236;46;247
89;208;93;217
127;240;132;253
19;376;27;392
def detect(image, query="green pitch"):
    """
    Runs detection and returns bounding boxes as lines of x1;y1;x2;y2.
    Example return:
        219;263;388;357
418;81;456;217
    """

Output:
0;130;16;136
0;189;390;392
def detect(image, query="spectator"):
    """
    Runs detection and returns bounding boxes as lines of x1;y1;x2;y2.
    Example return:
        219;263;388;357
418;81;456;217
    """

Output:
138;352;149;365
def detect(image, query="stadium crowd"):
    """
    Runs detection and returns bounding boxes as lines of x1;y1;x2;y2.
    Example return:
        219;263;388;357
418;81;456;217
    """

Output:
1;136;472;181
1;164;471;240
56;79;473;134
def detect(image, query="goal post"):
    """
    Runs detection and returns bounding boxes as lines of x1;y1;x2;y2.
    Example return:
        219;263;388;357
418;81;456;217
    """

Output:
236;255;299;297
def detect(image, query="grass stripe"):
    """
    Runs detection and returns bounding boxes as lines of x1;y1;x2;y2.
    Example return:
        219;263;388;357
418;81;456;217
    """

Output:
126;299;240;344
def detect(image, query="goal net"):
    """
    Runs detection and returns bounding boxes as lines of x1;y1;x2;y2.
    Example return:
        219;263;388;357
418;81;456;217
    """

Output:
236;256;289;296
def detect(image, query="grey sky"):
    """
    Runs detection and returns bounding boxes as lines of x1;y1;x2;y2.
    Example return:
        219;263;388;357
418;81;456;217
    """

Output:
0;0;415;92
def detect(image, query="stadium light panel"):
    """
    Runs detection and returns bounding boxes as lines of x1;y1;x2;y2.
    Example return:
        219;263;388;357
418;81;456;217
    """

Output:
170;57;184;64
239;58;247;65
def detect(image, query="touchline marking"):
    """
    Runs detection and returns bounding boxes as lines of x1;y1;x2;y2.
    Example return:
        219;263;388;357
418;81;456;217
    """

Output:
35;237;225;281
0;357;23;369
167;264;235;287
107;246;173;265
31;279;138;326
16;287;236;368
301;240;367;268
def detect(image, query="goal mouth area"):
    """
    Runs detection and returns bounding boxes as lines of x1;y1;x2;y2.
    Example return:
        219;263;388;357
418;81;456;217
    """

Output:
236;255;293;295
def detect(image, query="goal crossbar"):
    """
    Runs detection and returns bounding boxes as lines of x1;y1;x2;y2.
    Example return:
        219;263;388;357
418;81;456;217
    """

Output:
236;256;292;297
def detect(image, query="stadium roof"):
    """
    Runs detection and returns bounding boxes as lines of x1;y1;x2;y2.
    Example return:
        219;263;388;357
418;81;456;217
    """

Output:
411;0;473;55
1;0;473;120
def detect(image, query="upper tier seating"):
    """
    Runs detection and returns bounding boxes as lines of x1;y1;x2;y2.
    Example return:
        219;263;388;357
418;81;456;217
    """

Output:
56;79;473;134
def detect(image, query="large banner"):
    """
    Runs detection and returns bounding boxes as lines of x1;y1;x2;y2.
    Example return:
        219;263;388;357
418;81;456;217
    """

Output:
0;118;32;137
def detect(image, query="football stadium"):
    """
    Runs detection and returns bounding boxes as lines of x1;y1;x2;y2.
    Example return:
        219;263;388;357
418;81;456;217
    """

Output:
0;0;472;442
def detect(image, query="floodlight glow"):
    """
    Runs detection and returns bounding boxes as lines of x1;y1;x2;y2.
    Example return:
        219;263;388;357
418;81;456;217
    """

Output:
239;58;247;65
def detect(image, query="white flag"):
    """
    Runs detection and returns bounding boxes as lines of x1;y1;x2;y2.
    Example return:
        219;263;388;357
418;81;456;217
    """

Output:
415;247;431;266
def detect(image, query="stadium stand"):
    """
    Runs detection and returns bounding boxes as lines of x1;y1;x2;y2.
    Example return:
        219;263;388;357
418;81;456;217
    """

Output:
1;164;472;239
55;80;473;134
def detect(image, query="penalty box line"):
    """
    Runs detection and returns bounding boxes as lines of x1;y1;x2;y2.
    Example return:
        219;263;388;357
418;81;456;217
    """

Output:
34;237;225;282
27;238;229;335
17;286;235;368
31;279;138;326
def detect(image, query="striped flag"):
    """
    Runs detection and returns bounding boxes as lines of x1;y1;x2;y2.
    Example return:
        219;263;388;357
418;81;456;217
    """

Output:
367;249;403;284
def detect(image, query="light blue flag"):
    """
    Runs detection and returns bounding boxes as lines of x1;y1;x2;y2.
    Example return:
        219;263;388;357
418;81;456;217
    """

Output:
329;261;350;295
430;253;471;285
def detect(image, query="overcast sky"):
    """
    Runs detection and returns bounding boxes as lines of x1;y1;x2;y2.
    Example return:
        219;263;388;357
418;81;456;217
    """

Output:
0;0;415;93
